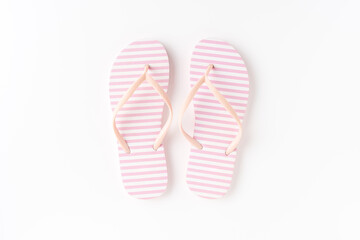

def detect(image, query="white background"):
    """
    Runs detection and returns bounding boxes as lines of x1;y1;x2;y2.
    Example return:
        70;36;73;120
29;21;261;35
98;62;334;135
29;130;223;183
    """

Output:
1;0;360;239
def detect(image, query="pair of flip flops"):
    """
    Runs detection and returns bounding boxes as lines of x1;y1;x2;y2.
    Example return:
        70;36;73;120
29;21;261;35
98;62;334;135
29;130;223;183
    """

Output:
109;39;249;199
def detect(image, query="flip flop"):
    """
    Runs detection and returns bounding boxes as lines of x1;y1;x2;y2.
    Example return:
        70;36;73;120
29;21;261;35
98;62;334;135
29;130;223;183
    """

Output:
109;40;172;199
179;39;250;199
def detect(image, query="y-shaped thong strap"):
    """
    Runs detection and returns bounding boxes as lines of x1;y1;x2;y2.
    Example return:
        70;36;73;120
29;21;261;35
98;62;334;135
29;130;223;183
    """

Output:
112;65;173;154
179;64;242;155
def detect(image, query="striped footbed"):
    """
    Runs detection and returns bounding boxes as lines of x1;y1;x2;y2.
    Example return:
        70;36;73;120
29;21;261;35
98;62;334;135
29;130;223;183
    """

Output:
186;39;249;199
109;40;169;199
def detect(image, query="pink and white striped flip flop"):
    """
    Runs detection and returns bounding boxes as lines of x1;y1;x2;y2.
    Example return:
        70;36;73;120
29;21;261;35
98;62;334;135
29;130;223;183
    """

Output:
179;39;250;199
109;40;172;199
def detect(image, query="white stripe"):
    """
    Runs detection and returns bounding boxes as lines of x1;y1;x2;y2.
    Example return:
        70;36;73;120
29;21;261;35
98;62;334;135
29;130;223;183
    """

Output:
115;56;168;63
191;54;244;64
110;95;164;103
119;159;165;166
190;71;249;82
191;62;247;71
118;134;158;141
113;108;163;115
123;173;167;180
120;166;167;174
186;177;230;188
119;127;161;134
193;48;240;57
190;154;235;168
119;50;166;56
195;90;249;102
194;104;246;115
187;168;232;181
109;75;170;82
191;148;236;159
187;163;234;175
114;114;161;121
111;69;169;76
117;121;162;128
112;101;164;108
112;62;169;69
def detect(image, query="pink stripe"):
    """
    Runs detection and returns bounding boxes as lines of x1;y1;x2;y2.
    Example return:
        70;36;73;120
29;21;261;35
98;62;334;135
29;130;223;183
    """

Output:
116;118;161;124
113;98;163;104
191;148;236;159
118;105;163;111
131;40;159;45
193;97;246;107
195;45;237;53
120;157;165;164
195;122;236;132
194;104;227;111
112;66;169;72
125;182;166;189
195;116;239;125
122;47;163;52
116;111;162;118
194;129;235;139
119;150;164;157
119;155;165;162
188;187;224;196
110;92;158;98
193;51;242;60
114;59;167;65
110;72;168;78
122;170;167;176
189;162;234;171
208;85;249;94
196;90;249;98
190;153;235;164
190;77;248;87
121;163;166;170
187;168;232;177
110;85;168;92
191;64;248;74
121;131;159;137
194;103;246;113
195;136;231;145
200;39;229;45
123;176;167;183
195;92;249;101
195;110;240;119
109;79;167;85
120;145;153;150
187;181;229;190
204;81;249;89
187;174;231;184
117;53;167;59
125;138;156;144
119;156;165;164
190;71;249;81
192;58;245;67
201;143;226;151
118;124;160;131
